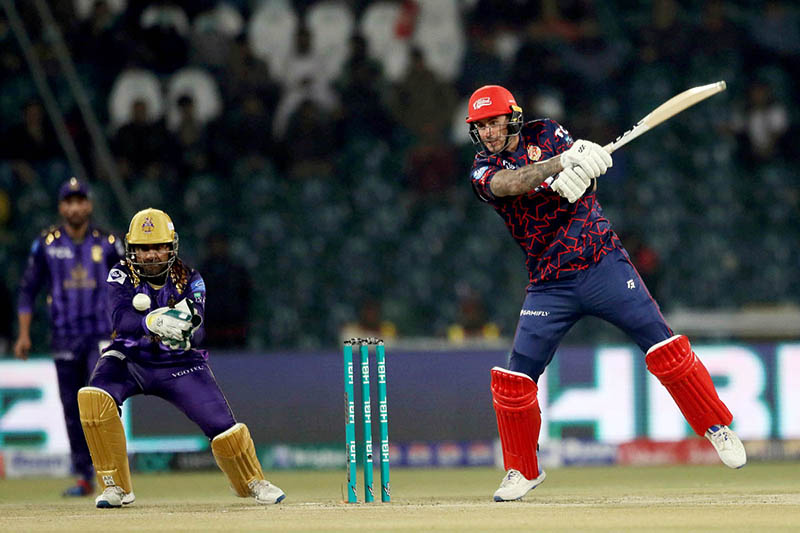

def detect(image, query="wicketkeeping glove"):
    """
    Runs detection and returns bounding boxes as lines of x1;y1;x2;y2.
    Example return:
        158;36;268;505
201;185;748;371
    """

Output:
174;297;203;336
145;306;195;344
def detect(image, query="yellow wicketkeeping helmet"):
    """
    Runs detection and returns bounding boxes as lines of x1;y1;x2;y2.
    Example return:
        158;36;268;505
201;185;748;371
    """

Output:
124;208;179;277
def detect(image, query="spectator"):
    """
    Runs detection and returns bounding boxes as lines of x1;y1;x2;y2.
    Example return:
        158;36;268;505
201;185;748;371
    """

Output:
731;80;789;165
222;33;281;106
214;93;275;170
404;125;458;197
283;98;337;179
458;27;509;96
199;232;252;349
112;98;172;180
446;288;500;344
170;93;209;179
388;46;457;141
72;0;125;83
340;298;397;342
2;100;62;183
636;0;693;75
336;34;393;141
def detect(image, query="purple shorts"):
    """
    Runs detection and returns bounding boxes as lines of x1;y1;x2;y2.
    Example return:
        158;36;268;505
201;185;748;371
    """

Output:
89;354;236;439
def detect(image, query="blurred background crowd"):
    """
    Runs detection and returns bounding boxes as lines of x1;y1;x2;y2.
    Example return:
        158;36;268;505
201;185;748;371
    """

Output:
0;0;797;352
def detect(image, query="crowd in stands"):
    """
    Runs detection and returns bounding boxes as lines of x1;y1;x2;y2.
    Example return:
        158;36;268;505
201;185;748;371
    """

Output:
1;0;798;351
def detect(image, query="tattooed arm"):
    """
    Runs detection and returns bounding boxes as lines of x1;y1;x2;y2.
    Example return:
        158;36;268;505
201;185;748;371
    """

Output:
488;156;565;197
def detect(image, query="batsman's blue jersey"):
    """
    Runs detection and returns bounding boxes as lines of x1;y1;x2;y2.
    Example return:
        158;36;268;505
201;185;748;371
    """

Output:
104;259;208;365
470;119;622;286
18;225;123;349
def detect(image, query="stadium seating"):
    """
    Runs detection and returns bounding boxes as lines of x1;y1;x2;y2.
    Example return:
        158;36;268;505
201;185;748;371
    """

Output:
0;1;797;351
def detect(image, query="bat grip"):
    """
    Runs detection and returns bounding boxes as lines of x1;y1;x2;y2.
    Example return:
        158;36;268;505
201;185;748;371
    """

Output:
536;141;615;192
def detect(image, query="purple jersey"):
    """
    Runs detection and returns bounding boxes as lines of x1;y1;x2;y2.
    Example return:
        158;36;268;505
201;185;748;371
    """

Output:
470;119;622;286
103;259;208;365
17;225;124;349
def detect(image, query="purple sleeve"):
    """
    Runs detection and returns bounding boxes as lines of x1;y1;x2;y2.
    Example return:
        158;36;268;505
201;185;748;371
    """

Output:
17;238;47;313
107;267;145;337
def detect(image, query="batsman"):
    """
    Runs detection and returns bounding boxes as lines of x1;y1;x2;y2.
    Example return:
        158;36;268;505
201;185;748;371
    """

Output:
78;208;285;508
465;85;746;502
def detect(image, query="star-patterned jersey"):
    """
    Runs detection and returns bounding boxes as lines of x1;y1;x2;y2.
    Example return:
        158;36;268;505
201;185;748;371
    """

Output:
470;119;622;286
18;225;123;349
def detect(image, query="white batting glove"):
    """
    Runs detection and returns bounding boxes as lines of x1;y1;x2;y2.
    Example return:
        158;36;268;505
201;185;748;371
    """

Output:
551;166;593;203
560;140;613;179
145;306;195;342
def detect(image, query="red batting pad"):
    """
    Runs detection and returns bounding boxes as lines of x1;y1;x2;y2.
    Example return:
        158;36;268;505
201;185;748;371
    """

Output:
646;335;732;436
491;367;541;479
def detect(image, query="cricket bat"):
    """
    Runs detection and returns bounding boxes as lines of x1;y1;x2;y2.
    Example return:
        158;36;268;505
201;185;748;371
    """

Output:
541;81;727;190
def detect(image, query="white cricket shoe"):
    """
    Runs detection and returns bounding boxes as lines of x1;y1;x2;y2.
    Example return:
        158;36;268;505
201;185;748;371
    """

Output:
705;425;747;469
248;480;286;504
493;469;547;502
95;486;135;508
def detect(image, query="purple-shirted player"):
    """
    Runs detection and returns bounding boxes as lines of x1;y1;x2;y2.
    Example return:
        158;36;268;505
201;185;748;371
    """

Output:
14;177;123;497
466;85;746;502
77;208;284;508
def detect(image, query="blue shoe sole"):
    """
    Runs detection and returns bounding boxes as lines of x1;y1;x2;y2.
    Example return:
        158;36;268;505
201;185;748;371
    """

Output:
96;501;121;509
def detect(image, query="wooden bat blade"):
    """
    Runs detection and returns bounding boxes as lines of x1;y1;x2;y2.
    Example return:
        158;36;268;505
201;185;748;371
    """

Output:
604;81;726;153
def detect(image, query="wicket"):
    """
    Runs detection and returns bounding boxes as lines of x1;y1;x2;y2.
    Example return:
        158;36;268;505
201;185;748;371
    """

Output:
343;337;390;503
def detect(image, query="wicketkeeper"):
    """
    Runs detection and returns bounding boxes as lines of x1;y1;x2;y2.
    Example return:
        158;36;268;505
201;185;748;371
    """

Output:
78;208;285;508
465;85;746;502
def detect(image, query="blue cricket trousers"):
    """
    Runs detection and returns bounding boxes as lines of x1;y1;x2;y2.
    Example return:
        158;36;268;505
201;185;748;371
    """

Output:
509;247;673;381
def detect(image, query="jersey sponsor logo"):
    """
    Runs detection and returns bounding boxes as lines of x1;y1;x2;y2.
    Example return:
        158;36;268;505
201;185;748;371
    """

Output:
107;268;127;285
627;279;635;289
471;166;489;181
501;160;516;170
527;145;542;161
190;279;206;292
473;97;492;110
520;310;550;317
46;246;74;259
171;365;204;378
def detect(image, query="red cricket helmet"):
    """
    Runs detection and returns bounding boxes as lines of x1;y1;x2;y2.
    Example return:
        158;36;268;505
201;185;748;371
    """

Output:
466;85;519;123
466;85;524;154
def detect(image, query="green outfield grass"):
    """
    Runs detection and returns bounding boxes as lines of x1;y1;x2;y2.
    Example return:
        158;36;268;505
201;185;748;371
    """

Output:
1;463;799;532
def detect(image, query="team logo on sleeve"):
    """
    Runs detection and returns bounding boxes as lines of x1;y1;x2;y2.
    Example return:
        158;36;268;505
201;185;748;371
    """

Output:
471;166;489;181
190;279;206;292
527;145;542;161
107;268;127;285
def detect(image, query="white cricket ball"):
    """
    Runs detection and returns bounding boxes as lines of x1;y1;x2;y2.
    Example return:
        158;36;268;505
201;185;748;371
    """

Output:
133;293;151;311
